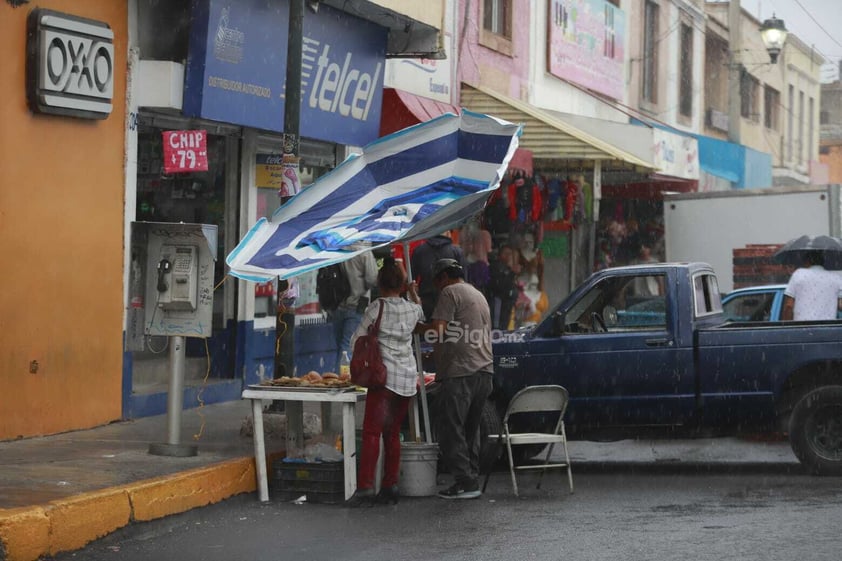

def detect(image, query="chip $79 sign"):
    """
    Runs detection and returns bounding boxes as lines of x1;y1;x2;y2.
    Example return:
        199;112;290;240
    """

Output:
162;130;209;174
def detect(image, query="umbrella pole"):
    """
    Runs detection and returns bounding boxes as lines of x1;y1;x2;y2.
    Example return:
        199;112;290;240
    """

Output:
403;242;433;444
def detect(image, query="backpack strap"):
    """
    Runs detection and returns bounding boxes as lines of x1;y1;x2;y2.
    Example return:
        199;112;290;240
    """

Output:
369;299;385;334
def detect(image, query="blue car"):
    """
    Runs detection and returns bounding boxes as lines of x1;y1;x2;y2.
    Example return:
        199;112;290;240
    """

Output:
722;284;842;321
721;285;787;322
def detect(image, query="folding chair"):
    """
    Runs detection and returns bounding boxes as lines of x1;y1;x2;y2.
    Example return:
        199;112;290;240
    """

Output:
482;385;573;496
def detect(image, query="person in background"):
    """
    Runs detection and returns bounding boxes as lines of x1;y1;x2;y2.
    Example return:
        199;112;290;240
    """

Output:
782;251;842;321
631;242;662;297
420;258;493;500
346;258;424;507
410;231;465;321
330;251;377;372
487;245;518;330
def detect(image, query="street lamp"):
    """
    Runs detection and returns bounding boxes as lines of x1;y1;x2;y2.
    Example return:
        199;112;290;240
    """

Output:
759;14;788;64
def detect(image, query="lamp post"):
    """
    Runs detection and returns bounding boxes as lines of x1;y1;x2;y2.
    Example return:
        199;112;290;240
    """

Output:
759;14;788;64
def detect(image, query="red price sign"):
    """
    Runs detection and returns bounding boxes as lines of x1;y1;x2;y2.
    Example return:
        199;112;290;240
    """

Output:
162;130;209;174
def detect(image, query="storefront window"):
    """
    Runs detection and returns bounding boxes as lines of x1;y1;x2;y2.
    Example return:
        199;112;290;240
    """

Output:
133;125;235;392
252;151;332;329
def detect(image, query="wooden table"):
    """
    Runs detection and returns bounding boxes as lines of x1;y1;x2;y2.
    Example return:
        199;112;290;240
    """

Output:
241;386;367;502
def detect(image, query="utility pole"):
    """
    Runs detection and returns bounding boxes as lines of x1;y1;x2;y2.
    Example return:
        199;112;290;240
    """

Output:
728;0;742;145
275;0;305;382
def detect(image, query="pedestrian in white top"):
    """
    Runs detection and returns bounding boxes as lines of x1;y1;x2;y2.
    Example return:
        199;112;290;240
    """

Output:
346;257;424;507
782;251;842;321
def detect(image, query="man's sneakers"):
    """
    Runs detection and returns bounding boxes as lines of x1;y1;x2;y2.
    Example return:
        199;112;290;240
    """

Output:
437;481;481;500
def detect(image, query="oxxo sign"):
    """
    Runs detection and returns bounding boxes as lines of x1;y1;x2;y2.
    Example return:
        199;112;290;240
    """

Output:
26;9;114;120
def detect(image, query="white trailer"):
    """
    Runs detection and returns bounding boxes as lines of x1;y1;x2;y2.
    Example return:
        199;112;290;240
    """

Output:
663;185;842;292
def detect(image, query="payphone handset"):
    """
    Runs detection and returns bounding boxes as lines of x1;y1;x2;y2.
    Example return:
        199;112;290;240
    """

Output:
157;244;199;311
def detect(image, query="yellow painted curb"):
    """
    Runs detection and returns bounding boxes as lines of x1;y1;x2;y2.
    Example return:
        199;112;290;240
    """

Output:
0;458;257;561
47;488;131;557
0;507;50;561
128;458;255;522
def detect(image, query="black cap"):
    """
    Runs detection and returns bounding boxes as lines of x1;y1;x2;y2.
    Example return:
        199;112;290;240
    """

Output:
433;258;462;276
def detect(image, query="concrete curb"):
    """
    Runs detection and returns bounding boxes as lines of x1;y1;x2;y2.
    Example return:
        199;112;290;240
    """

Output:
0;457;256;561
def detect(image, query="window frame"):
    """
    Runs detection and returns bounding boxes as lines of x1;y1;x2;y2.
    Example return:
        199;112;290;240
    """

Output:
764;85;780;130
692;273;723;318
740;71;760;122
642;0;660;104
480;0;514;55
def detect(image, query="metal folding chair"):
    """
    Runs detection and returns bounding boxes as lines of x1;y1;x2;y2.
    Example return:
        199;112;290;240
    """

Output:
482;385;573;496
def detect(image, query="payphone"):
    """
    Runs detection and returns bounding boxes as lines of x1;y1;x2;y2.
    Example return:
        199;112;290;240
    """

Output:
127;222;217;342
128;222;217;458
157;244;199;311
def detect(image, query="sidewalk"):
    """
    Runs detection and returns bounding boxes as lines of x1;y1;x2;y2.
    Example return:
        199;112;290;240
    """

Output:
0;399;801;561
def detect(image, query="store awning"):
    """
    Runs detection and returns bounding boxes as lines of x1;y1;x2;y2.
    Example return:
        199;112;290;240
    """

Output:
380;88;460;136
460;84;655;170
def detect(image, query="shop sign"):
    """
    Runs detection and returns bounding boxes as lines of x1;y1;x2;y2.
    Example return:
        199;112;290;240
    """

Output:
184;0;386;146
162;130;209;174
547;0;625;100
652;129;699;181
385;35;452;103
26;9;114;120
256;153;301;196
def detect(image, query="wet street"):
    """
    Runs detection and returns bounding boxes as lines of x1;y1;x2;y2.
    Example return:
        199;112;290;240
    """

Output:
48;468;842;561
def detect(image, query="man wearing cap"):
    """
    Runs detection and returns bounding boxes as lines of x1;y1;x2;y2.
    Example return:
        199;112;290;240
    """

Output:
415;257;494;499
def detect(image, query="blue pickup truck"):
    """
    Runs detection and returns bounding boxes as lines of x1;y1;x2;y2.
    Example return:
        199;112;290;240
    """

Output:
487;263;842;475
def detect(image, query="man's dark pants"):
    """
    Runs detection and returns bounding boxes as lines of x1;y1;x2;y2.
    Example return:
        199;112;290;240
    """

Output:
436;372;493;487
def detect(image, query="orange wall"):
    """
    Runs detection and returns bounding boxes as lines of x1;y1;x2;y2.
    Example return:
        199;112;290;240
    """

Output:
820;146;842;184
0;1;127;439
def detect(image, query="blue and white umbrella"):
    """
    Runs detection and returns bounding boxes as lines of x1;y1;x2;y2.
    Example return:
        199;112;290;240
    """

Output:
226;109;522;281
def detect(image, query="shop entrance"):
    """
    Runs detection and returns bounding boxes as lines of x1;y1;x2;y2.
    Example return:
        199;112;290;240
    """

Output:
131;122;237;401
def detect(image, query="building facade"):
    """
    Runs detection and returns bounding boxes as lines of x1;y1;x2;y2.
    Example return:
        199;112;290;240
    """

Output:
1;0;129;439
0;0;444;439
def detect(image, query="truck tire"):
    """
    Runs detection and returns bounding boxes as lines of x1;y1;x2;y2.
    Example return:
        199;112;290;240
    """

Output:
789;385;842;475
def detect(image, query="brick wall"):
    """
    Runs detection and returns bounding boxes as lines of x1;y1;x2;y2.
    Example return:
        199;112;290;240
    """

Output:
732;245;793;288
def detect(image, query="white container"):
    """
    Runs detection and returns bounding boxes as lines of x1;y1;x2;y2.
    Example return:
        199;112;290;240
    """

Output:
398;442;439;497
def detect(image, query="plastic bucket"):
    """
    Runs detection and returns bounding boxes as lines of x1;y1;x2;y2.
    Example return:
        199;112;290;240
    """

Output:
398;442;439;497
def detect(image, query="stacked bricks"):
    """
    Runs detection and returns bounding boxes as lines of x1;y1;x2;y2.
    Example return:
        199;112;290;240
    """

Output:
732;244;793;289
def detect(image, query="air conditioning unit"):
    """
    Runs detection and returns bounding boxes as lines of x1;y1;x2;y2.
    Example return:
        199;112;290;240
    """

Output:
705;108;729;133
137;60;184;110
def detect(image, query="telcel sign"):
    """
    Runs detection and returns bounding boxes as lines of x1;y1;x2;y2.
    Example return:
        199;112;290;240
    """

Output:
26;9;114;120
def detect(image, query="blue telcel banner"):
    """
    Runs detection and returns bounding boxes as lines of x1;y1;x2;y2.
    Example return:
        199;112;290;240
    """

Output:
183;0;387;146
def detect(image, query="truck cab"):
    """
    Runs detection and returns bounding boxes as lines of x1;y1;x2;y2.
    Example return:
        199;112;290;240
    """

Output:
492;263;722;432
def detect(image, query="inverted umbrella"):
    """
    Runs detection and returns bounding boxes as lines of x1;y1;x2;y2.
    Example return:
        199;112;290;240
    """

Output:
773;235;842;269
226;110;522;281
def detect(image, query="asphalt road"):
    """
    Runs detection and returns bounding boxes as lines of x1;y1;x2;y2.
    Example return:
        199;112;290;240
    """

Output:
46;467;842;561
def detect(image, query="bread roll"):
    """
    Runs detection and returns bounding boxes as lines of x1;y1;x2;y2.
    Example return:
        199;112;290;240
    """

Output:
322;372;338;380
302;371;322;383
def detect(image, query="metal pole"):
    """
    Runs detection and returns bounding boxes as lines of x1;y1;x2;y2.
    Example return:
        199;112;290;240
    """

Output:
166;335;185;445
404;242;433;443
590;161;602;273
148;335;198;456
275;0;305;380
728;0;742;146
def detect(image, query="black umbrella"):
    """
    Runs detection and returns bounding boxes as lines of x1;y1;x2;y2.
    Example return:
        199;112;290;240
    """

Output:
773;235;842;269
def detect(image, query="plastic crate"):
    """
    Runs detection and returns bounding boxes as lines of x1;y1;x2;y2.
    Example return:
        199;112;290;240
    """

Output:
271;460;344;504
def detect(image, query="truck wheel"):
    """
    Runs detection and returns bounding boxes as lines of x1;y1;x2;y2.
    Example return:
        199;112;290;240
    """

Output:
789;385;842;475
479;400;503;473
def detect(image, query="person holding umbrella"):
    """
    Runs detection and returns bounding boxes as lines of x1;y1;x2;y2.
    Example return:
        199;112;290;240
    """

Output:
781;250;842;321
